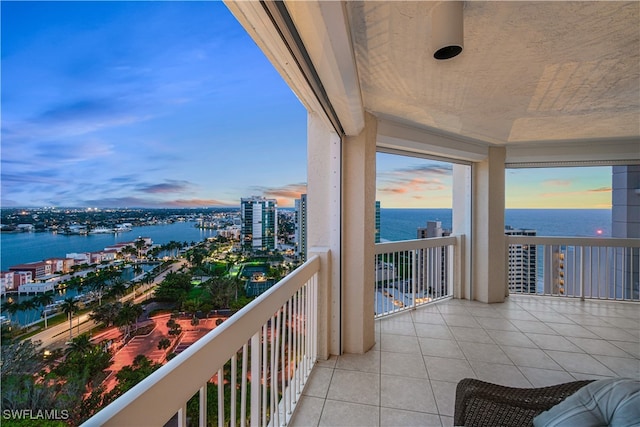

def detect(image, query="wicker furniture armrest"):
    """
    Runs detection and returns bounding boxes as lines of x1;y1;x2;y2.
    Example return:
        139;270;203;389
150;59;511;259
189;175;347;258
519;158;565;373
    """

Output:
454;378;594;427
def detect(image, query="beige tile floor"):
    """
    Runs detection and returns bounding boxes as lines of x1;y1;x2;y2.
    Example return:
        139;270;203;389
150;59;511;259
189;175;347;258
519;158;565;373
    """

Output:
289;295;640;427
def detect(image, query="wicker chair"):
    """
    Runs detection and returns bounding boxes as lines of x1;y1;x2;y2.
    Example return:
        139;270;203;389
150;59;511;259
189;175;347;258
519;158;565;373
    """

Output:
454;378;594;427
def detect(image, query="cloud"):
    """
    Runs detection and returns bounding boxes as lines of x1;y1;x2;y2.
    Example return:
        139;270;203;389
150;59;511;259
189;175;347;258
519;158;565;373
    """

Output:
378;163;452;180
3;96;152;146
377;161;452;196
136;180;195;194
1;171;65;186
378;178;447;194
36;98;118;123
80;196;234;208
109;175;140;184
36;139;114;164
397;164;452;175
164;199;234;207
250;182;307;206
539;187;612;198
588;187;611;193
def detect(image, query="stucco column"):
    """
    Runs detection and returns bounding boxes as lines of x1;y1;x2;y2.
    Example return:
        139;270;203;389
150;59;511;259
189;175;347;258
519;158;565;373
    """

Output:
307;112;342;356
472;147;506;303
341;112;377;354
452;164;472;299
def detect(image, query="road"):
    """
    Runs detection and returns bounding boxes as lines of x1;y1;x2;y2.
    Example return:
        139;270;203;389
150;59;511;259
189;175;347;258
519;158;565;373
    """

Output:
27;260;187;350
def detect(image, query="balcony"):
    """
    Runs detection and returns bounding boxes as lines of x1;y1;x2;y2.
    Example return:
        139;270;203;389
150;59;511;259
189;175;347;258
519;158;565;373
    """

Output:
85;237;638;426
289;294;639;426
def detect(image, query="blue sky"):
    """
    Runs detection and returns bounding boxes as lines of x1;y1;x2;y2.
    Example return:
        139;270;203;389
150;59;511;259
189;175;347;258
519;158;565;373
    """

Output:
1;2;612;209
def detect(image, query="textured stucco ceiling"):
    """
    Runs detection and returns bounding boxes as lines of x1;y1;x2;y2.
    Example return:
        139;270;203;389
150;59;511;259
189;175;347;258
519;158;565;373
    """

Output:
346;1;640;146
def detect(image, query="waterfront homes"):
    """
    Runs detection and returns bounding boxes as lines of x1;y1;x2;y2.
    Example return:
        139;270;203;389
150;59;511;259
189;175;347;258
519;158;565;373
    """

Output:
5;238;155;294
67;251;117;265
0;271;31;295
104;237;152;253
9;261;52;279
46;257;75;274
18;281;55;295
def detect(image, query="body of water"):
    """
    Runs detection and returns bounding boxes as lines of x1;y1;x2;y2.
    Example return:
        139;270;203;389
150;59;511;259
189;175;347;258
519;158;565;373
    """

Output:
379;208;611;242
1;221;218;271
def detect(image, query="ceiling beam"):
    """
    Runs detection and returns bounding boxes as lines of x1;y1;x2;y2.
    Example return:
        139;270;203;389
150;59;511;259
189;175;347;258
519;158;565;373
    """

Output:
505;138;640;166
377;118;489;163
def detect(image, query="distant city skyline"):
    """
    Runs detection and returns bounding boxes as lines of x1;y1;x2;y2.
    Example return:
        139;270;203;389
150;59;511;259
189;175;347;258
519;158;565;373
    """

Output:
2;2;612;209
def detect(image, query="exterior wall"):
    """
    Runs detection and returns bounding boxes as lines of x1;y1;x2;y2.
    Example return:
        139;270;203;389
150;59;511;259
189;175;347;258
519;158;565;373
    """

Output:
9;262;50;279
15;271;32;286
100;252;117;262
0;272;15;294
67;253;90;264
46;258;73;274
219;226;241;240
18;282;54;294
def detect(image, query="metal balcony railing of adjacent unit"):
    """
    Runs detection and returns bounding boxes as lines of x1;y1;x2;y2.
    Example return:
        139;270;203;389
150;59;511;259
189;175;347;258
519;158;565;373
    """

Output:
506;236;640;301
84;255;320;427
374;236;457;318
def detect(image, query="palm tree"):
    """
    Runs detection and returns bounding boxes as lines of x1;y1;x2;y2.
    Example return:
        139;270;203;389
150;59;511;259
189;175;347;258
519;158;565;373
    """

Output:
107;279;127;301
134;238;146;259
116;301;142;339
35;292;55;329
2;299;20;324
60;298;78;340
65;333;92;356
66;275;85;295
89;301;121;328
20;298;38;325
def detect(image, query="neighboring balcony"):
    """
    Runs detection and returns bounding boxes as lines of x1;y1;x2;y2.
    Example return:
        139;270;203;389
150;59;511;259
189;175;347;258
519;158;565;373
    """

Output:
84;237;639;426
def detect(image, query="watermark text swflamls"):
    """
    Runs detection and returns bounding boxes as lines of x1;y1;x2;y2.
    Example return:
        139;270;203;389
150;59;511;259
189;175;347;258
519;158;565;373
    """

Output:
2;409;70;420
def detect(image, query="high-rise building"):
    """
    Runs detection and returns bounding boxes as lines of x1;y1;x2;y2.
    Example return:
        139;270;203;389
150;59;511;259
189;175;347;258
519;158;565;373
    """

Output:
375;201;381;243
505;226;537;293
416;221;451;296
295;194;308;261
612;166;639;299
417;221;449;239
241;196;277;252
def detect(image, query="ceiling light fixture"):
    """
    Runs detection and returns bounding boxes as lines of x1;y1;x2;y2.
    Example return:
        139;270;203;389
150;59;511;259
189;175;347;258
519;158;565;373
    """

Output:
431;1;464;60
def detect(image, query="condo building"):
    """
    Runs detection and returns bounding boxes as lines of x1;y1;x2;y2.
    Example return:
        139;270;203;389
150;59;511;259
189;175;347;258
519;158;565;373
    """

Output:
295;194;308;261
241;196;278;252
505;226;537;293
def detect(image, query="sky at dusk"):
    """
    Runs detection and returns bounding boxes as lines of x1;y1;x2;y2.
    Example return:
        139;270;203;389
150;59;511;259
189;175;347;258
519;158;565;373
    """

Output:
1;2;612;209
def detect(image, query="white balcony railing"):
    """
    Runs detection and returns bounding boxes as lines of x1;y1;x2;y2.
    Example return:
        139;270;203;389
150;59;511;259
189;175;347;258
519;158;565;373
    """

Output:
506;236;640;301
84;255;320;427
374;236;457;318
